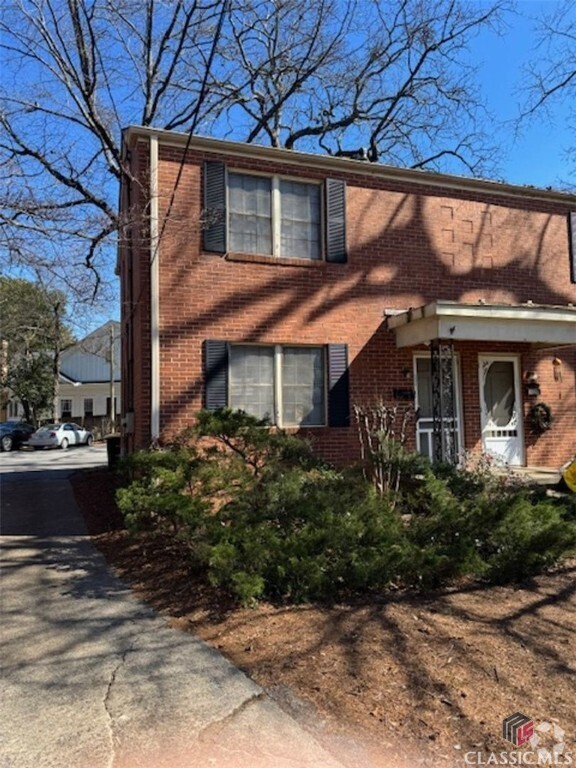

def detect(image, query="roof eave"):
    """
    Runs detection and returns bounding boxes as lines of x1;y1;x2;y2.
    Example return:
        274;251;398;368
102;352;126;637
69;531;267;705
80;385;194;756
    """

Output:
122;125;576;206
387;300;576;348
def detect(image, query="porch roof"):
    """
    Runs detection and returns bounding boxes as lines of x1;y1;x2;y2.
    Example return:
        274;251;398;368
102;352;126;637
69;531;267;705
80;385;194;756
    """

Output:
386;301;576;348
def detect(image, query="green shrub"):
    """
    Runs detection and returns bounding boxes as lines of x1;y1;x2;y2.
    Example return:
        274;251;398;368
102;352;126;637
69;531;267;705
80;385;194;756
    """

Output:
480;494;576;583
206;467;410;603
401;468;486;587
116;447;207;538
397;462;576;588
193;407;323;475
116;410;576;605
556;492;576;520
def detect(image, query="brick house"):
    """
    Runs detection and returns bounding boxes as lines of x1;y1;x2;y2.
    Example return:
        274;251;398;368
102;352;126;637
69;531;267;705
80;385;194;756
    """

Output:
118;127;576;469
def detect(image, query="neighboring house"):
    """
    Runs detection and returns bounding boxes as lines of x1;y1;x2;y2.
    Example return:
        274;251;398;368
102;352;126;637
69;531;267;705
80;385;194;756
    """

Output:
3;321;121;431
58;321;121;430
118;127;576;468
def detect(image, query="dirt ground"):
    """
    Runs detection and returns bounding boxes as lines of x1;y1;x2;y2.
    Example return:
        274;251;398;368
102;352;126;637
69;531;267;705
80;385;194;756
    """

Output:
71;468;576;767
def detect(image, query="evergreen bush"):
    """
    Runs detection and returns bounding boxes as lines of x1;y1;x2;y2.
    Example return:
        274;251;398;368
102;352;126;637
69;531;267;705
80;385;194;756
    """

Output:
116;409;576;605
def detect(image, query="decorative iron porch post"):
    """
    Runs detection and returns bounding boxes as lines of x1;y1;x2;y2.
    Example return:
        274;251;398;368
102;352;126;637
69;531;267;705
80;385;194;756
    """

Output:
430;340;457;464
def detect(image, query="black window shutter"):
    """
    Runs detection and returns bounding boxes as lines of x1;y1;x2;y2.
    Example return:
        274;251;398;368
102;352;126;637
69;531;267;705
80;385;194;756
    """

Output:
570;212;576;284
203;161;227;253
325;178;347;263
203;340;228;410
327;344;350;427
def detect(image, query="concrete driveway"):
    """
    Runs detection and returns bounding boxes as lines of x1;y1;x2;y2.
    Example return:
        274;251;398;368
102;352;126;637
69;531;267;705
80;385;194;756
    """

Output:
0;447;348;768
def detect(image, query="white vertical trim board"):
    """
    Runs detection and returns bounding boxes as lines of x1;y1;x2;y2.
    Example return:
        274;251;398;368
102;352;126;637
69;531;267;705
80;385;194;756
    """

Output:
150;134;161;441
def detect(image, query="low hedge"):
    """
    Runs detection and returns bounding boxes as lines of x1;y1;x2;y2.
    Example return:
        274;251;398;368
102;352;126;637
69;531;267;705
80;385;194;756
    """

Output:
116;409;576;604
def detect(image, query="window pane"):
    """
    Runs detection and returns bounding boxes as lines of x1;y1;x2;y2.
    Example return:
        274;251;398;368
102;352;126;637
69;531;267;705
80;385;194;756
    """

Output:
415;357;432;418
280;180;321;260
229;346;275;422
419;431;431;460
229;174;272;254
281;347;324;426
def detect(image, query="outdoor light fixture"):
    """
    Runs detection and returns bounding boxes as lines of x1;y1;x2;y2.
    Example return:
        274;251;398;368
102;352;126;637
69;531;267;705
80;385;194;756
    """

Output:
524;371;541;397
552;357;563;382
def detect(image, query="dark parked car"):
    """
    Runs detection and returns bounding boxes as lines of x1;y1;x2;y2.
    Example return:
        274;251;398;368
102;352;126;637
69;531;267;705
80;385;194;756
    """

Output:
0;421;35;452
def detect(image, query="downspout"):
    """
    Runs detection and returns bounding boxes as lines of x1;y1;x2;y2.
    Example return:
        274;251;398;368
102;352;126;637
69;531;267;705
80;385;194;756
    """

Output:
150;134;160;443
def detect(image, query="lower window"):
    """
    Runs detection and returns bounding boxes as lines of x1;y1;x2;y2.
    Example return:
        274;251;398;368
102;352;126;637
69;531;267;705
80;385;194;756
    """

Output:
229;345;325;426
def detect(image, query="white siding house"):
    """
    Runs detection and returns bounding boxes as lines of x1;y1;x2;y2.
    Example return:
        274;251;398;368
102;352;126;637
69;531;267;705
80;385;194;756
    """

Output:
3;320;121;430
58;321;121;424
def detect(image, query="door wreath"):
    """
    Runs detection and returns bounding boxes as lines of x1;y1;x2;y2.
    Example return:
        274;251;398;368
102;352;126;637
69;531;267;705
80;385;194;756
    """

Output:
529;402;553;434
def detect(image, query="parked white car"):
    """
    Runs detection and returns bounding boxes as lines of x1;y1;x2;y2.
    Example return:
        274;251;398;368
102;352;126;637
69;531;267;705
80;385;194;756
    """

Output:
29;423;94;450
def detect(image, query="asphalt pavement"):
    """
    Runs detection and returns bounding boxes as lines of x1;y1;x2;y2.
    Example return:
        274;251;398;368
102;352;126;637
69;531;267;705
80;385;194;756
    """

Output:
0;447;351;768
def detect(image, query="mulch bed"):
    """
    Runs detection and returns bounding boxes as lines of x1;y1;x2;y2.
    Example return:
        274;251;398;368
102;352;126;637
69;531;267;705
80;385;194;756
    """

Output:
71;467;576;767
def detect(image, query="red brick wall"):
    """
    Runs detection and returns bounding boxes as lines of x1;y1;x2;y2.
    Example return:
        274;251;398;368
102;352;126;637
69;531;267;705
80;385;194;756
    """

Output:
121;137;576;467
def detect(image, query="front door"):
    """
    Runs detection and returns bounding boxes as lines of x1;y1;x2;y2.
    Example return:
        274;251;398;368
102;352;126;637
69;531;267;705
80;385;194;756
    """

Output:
479;356;523;466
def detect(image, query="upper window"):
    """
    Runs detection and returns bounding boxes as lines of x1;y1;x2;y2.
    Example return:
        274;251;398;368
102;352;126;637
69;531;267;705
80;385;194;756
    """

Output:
228;173;321;260
229;174;272;255
83;398;94;417
204;161;346;263
280;180;321;260
60;399;72;418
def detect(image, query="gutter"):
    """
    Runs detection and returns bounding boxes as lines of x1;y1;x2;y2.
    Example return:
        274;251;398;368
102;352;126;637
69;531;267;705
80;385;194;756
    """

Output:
122;125;576;207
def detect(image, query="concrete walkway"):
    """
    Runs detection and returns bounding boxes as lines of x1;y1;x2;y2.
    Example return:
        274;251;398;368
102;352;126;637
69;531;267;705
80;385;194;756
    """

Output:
0;450;348;768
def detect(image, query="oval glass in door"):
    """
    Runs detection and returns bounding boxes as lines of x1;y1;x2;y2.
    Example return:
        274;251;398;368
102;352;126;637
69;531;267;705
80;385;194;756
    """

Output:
479;357;523;466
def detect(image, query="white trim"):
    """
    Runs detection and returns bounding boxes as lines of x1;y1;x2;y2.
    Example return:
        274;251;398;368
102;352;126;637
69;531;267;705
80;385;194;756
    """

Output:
273;345;282;424
123;126;576;206
388;301;576;347
150;134;160;440
478;354;524;466
272;178;281;259
413;352;465;463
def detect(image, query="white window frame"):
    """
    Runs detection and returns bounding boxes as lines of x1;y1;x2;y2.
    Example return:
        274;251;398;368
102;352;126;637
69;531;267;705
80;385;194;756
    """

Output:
226;171;324;260
60;398;73;417
229;343;327;427
83;398;94;416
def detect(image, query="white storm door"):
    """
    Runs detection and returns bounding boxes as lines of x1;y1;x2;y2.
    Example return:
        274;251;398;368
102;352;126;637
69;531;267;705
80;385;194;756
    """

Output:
414;354;463;463
479;356;523;466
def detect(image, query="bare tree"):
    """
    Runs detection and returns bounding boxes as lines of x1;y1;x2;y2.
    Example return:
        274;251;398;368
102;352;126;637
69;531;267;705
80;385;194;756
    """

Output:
0;0;226;304
518;0;576;184
211;0;510;170
1;0;511;303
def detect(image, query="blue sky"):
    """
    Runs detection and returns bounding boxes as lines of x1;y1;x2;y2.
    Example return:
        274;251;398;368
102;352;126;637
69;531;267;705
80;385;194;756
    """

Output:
470;0;574;188
2;0;574;337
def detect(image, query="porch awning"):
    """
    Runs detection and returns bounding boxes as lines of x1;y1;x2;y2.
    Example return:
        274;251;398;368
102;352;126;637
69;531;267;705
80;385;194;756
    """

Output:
386;301;576;348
